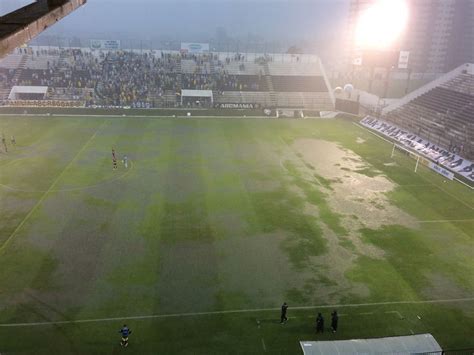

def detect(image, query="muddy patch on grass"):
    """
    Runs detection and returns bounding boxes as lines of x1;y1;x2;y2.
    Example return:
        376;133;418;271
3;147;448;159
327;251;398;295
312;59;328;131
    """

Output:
312;224;370;301
292;138;417;230
216;231;369;307
423;273;474;307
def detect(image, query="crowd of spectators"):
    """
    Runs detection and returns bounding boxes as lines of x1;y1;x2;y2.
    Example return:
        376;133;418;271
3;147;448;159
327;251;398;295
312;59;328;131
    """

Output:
0;48;268;107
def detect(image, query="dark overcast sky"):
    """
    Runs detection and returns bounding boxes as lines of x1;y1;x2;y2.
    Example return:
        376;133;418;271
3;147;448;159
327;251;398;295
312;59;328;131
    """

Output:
2;0;349;42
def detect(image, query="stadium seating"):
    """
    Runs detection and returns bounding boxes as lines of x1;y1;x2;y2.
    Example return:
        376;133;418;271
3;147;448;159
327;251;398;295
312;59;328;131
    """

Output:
0;47;335;111
0;54;23;70
272;76;328;92
267;62;322;76
383;67;474;159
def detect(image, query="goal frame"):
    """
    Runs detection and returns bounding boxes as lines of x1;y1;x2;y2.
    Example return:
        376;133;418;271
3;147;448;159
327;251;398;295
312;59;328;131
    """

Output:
390;142;421;173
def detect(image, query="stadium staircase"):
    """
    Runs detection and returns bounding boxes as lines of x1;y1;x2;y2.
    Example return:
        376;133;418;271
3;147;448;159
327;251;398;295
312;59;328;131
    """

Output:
318;58;335;107
162;90;178;106
8;55;28;89
0;88;11;101
176;59;183;90
263;62;277;107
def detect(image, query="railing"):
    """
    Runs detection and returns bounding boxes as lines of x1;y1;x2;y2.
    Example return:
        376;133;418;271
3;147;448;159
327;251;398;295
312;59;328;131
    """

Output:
318;58;335;107
382;63;473;115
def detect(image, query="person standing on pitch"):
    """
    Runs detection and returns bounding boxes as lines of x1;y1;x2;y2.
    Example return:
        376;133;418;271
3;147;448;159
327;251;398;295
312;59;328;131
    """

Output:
331;310;338;333
1;135;7;153
119;324;132;347
316;312;324;333
10;135;16;146
280;302;288;324
123;155;128;169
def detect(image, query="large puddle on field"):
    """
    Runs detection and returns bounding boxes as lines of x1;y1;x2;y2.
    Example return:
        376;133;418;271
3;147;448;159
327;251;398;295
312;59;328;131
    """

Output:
292;138;417;232
282;138;419;300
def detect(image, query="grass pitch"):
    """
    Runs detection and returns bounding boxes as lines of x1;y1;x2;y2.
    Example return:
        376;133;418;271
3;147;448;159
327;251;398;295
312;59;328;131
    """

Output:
0;116;473;354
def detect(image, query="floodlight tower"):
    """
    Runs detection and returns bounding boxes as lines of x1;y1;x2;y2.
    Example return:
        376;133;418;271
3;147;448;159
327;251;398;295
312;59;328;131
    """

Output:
351;0;410;98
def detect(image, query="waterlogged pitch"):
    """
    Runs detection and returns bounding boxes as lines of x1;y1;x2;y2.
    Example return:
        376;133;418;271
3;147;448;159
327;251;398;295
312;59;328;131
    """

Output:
0;116;473;353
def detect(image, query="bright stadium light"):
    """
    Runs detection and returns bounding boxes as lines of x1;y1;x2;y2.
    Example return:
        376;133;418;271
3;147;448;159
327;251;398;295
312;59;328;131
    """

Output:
355;0;409;50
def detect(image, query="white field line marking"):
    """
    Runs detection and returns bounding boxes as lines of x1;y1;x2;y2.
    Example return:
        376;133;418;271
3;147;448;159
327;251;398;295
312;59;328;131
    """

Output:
352;122;393;144
1;297;473;328
358;312;374;315
0;113;277;120
385;311;404;319
261;338;267;352
0;120;106;253
0;157;23;169
431;183;474;210
397;184;433;187
0;160;134;193
418;219;474;223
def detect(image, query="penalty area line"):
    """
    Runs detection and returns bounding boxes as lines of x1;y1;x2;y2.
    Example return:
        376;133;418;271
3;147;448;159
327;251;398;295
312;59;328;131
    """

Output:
0;297;473;328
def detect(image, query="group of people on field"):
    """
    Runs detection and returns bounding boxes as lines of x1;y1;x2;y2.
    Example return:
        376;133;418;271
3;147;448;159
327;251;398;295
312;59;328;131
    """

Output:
119;302;339;348
280;302;339;333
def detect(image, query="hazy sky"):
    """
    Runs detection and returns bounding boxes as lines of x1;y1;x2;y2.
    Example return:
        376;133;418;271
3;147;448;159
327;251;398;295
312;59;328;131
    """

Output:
2;0;349;44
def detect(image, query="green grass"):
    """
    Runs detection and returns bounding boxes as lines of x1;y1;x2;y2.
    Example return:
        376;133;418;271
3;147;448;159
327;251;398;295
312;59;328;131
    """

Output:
0;116;473;354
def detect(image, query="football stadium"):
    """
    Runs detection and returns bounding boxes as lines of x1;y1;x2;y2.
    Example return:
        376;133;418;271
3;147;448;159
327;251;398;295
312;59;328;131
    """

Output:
0;0;473;354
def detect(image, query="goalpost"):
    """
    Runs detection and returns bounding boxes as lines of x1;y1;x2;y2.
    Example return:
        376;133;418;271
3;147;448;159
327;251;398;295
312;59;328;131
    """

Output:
390;142;422;173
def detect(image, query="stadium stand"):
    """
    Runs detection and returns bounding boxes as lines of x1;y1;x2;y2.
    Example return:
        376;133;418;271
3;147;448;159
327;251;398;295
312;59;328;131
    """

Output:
382;63;474;160
0;46;335;111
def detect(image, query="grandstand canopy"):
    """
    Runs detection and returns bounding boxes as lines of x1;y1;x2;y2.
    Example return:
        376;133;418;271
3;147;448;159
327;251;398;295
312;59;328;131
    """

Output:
8;85;48;100
181;89;213;103
300;334;442;355
0;0;86;59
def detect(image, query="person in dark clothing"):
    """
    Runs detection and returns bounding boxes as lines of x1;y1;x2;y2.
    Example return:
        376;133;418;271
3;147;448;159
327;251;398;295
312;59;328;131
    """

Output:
331;310;338;333
1;135;7;153
316;313;324;333
119;324;132;347
280;302;288;324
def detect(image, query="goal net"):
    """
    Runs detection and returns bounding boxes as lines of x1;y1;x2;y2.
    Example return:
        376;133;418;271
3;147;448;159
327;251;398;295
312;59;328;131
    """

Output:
390;143;424;173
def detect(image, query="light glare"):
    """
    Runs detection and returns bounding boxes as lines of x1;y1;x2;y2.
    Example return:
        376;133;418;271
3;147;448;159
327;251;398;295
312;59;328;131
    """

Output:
355;0;409;50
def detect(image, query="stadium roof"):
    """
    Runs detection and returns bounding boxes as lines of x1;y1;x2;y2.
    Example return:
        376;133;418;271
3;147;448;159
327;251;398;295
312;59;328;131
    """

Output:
0;0;86;59
300;334;442;355
181;90;213;98
8;85;48;99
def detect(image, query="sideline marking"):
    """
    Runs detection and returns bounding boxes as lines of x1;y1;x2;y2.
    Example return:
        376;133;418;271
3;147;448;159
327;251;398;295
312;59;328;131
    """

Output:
418;218;474;223
0;297;473;328
0;120;107;253
385;310;404;319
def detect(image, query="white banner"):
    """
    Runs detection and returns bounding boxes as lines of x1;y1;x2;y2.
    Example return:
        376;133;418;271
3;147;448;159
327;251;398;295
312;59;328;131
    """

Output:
398;51;410;69
90;40;121;50
360;116;474;182
218;103;255;109
429;162;454;180
180;42;209;54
